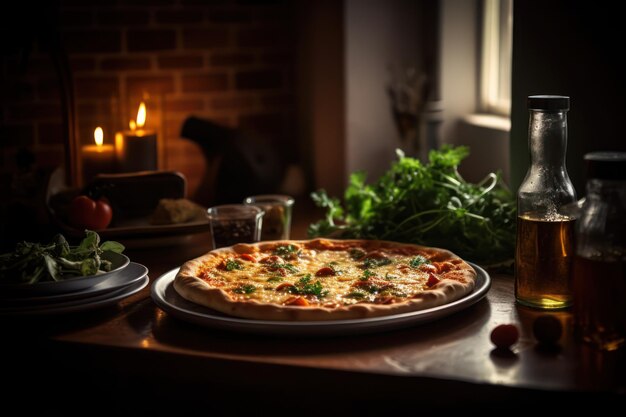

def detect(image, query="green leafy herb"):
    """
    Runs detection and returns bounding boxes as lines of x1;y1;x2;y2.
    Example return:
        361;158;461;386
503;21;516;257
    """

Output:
270;263;299;274
297;281;327;298
273;245;300;257
409;255;429;268
345;291;367;299
0;231;125;284
309;191;344;237
100;240;125;254
298;274;312;285
267;276;283;283
233;284;257;294
360;269;375;281
362;258;392;269
361;284;381;294
225;259;244;271
308;146;516;264
349;248;366;260
288;274;328;298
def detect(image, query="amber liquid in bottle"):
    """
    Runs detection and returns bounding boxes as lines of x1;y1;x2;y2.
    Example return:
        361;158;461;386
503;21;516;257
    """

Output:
515;213;576;309
573;256;626;350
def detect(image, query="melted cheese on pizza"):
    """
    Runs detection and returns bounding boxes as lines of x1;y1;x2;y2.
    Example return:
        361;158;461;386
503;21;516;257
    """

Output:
195;242;465;307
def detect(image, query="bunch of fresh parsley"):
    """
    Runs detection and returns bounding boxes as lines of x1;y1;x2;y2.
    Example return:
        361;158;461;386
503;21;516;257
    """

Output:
308;146;516;265
0;230;125;284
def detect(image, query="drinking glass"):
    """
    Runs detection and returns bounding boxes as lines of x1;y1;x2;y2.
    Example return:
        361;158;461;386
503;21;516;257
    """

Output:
207;204;264;249
243;194;294;240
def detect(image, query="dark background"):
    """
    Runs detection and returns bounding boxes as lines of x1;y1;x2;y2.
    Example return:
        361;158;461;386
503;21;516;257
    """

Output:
510;0;626;193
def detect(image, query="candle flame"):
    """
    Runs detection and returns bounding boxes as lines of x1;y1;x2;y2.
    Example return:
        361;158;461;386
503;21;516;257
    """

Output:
129;120;136;131
136;102;147;129
94;127;104;147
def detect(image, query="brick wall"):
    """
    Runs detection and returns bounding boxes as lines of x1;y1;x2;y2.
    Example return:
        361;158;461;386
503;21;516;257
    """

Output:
1;0;297;198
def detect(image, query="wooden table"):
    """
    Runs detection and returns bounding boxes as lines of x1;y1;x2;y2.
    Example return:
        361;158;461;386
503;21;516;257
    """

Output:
3;200;625;413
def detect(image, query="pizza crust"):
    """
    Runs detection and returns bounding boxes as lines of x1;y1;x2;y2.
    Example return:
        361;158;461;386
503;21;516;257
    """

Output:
174;239;477;321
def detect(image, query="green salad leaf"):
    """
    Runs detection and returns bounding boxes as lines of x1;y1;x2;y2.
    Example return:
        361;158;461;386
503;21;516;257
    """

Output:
308;146;516;265
0;231;125;284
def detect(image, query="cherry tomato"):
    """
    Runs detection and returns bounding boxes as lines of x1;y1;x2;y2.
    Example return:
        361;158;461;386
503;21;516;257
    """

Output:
490;324;519;349
426;273;440;287
275;283;296;292
68;195;113;230
315;267;335;277
286;296;309;306
238;254;257;263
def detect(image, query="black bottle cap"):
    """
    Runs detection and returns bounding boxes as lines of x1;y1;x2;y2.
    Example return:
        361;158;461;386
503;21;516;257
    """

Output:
584;152;626;180
527;95;570;111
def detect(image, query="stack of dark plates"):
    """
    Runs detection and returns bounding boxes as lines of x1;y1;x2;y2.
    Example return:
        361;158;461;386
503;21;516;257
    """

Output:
0;252;148;316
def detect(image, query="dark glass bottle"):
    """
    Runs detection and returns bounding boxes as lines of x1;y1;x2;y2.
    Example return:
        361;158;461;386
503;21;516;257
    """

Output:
515;95;577;309
573;152;626;350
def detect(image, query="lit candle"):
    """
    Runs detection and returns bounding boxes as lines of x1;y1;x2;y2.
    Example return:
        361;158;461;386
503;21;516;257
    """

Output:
118;102;158;173
82;127;116;184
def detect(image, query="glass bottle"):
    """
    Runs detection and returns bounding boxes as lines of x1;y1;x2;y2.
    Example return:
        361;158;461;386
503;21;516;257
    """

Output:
515;95;577;309
573;152;626;350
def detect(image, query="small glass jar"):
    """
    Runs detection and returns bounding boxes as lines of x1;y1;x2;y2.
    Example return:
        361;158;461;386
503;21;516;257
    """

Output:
573;152;626;350
243;194;294;241
207;205;264;249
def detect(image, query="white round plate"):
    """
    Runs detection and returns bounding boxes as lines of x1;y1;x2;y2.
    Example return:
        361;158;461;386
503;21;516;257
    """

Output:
0;262;148;306
0;251;130;294
0;275;149;316
151;262;491;336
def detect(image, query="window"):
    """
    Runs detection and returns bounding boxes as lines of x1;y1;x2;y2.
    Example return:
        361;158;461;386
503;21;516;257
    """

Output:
480;0;513;116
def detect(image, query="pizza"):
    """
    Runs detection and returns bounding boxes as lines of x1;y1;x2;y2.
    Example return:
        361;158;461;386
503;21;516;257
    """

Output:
174;239;477;321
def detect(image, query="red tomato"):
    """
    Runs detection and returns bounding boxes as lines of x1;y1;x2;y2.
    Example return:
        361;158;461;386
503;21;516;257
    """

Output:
68;195;113;230
490;324;519;349
315;267;335;277
238;254;257;263
426;273;440;287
